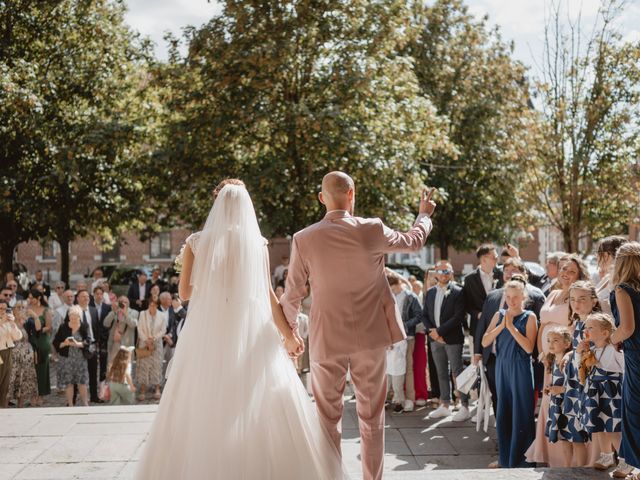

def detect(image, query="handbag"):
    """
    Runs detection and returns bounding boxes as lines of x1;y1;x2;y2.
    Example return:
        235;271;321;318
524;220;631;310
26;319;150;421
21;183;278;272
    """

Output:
82;343;96;360
135;344;154;359
99;381;111;402
455;363;479;395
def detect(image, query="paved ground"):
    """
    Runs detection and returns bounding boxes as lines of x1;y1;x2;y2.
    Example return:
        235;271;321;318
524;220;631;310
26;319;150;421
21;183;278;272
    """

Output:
0;398;618;480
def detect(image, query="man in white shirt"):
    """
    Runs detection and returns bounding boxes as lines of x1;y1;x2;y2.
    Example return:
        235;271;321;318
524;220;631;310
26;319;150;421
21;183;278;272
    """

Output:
54;289;75;336
127;271;149;311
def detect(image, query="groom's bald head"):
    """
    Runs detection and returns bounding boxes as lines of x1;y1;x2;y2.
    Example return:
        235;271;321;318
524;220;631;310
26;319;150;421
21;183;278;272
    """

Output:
319;171;355;213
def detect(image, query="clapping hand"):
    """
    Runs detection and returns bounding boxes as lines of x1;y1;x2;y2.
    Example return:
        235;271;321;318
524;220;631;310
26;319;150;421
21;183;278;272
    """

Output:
419;188;437;217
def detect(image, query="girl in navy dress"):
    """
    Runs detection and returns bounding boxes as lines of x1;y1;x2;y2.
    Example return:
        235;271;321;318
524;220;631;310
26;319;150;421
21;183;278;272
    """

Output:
561;280;602;466
610;242;640;479
482;277;538;467
577;313;624;472
544;327;573;466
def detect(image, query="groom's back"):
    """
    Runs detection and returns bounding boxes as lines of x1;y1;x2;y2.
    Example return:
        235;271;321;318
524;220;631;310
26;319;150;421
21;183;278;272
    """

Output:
284;210;430;360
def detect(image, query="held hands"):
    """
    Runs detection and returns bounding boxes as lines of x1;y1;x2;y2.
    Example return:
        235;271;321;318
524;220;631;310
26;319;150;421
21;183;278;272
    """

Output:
419;188;437;217
284;330;304;359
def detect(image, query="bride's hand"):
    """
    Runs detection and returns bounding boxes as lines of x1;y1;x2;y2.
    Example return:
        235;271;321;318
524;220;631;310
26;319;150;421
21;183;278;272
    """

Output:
284;332;304;358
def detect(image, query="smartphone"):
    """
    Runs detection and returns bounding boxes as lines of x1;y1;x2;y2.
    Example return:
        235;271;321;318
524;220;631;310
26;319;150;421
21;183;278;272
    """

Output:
6;307;12;315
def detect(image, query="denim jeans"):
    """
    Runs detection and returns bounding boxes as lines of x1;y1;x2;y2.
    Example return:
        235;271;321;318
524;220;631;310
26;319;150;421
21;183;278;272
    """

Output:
429;341;468;406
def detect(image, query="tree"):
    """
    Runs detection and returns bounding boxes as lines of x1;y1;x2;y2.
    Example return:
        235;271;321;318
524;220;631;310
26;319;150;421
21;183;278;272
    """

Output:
155;0;450;236
0;0;160;283
409;0;541;258
527;0;640;252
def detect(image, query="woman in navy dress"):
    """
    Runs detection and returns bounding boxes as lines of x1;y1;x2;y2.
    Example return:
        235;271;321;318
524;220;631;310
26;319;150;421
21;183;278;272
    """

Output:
610;242;640;478
482;276;538;467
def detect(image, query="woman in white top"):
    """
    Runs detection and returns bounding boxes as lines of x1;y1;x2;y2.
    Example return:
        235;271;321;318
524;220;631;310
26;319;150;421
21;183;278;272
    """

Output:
0;299;23;407
136;297;167;401
595;236;629;316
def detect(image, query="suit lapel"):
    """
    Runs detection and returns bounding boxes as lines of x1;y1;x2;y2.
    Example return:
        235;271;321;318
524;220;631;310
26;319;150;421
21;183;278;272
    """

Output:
427;290;436;319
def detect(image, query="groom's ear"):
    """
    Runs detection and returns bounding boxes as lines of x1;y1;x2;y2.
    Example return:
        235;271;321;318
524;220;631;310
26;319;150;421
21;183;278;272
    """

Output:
318;192;325;205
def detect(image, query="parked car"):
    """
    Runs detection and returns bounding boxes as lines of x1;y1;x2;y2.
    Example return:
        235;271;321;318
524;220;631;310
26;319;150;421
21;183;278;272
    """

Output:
98;264;154;297
385;263;426;282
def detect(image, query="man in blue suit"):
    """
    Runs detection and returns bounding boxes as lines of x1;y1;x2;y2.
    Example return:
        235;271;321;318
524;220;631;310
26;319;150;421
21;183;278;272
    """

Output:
423;260;468;421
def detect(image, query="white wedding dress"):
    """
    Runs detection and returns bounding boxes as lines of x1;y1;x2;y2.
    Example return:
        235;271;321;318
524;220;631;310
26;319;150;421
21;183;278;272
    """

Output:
135;186;345;479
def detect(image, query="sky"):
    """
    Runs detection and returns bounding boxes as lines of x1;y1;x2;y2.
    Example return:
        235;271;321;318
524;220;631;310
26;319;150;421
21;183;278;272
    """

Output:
124;0;640;76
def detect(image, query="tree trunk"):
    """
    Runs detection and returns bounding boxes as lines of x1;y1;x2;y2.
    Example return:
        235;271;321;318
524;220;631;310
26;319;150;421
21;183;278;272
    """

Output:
0;240;15;278
439;238;449;262
59;235;70;287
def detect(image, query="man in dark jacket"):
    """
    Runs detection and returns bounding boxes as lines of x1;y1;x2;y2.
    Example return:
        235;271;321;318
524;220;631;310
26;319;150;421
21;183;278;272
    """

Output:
423;260;469;421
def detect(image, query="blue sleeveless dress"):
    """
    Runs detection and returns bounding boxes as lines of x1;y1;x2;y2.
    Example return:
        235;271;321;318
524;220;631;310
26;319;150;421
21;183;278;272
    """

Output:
495;309;536;467
611;284;640;468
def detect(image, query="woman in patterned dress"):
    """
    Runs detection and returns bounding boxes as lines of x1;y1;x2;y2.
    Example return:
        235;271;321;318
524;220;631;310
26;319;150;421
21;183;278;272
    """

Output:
543;327;573;465
7;301;38;407
136;297;167;401
52;305;91;407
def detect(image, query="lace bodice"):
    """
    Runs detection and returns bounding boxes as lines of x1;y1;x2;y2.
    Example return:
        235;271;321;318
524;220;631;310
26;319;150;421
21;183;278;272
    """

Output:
185;231;268;256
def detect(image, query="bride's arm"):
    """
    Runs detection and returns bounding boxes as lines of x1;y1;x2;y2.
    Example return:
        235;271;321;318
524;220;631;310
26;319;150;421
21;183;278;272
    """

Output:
265;247;303;357
178;244;194;301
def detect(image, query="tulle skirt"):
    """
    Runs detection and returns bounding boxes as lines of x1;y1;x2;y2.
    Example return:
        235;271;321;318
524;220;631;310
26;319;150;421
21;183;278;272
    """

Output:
135;295;345;479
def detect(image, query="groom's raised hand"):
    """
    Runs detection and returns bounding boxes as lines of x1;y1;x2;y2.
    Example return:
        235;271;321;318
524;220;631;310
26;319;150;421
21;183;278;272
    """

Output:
419;187;437;217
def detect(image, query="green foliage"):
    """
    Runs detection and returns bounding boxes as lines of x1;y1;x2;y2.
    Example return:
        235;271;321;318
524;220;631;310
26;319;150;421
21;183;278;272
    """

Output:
0;0;160;281
409;0;540;257
155;0;450;236
527;0;640;252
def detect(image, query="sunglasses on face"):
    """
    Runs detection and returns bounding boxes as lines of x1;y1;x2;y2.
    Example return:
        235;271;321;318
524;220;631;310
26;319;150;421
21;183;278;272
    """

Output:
436;269;452;274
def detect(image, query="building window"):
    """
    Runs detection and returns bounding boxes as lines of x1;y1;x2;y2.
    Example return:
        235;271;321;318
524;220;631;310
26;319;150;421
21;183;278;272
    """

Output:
41;241;57;260
150;232;172;259
102;240;121;263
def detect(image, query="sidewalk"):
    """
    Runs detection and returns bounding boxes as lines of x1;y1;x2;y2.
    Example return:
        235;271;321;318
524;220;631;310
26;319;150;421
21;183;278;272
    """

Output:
0;398;613;479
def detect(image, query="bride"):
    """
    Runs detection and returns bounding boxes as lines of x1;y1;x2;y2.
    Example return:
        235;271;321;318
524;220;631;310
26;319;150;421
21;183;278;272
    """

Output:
135;179;345;479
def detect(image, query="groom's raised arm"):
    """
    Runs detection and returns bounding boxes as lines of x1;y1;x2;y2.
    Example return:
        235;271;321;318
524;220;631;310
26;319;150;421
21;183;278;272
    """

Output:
280;236;308;331
378;214;433;253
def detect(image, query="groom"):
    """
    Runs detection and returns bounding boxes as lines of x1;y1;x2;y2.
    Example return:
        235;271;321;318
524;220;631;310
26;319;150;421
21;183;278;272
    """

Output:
281;171;436;480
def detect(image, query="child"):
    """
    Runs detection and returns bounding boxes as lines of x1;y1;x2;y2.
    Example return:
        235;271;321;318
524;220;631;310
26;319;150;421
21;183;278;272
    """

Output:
482;278;538;467
107;346;136;405
561;280;601;466
577;313;624;471
544;327;573;466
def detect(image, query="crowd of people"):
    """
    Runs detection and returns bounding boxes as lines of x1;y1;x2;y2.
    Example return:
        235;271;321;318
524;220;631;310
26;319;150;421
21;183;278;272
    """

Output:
2;235;640;476
0;268;187;408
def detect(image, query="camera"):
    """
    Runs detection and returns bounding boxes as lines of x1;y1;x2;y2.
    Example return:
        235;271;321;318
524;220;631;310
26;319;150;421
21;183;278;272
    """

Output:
118;301;125;309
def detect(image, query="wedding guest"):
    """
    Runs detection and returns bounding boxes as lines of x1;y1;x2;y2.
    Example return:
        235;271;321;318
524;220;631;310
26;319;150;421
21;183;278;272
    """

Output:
577;313;624;471
387;273;422;412
48;282;66;311
128;271;150;312
104;297;138;366
543;326;573;466
424;268;440;404
54;289;75;336
52;305;91;406
166;295;187;350
101;282;116;305
106;346;136;405
272;255;289;288
482;278;537;467
542;252;566;297
76;290;103;403
610;242;640;479
561;281;600;467
274;285;285;300
526;254;589;466
0;299;23;407
74;280;87;295
5;279;23;308
26;289;52;405
0;286;12;305
7;301;38;408
474;260;545;417
149;268;167;292
463;244;501;342
28;270;50;297
594;236;628;315
167;275;179;296
90;268;106;293
136;297;167;401
423;261;468;421
91;286;111;387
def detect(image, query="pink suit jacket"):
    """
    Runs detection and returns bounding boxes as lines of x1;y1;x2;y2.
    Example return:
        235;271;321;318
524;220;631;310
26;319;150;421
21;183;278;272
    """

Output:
281;210;432;360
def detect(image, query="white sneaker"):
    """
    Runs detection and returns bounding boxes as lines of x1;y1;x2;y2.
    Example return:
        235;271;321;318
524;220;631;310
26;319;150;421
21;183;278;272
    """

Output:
470;414;478;423
415;399;427;407
594;452;616;470
612;459;633;478
428;405;451;419
403;400;414;412
453;406;472;422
